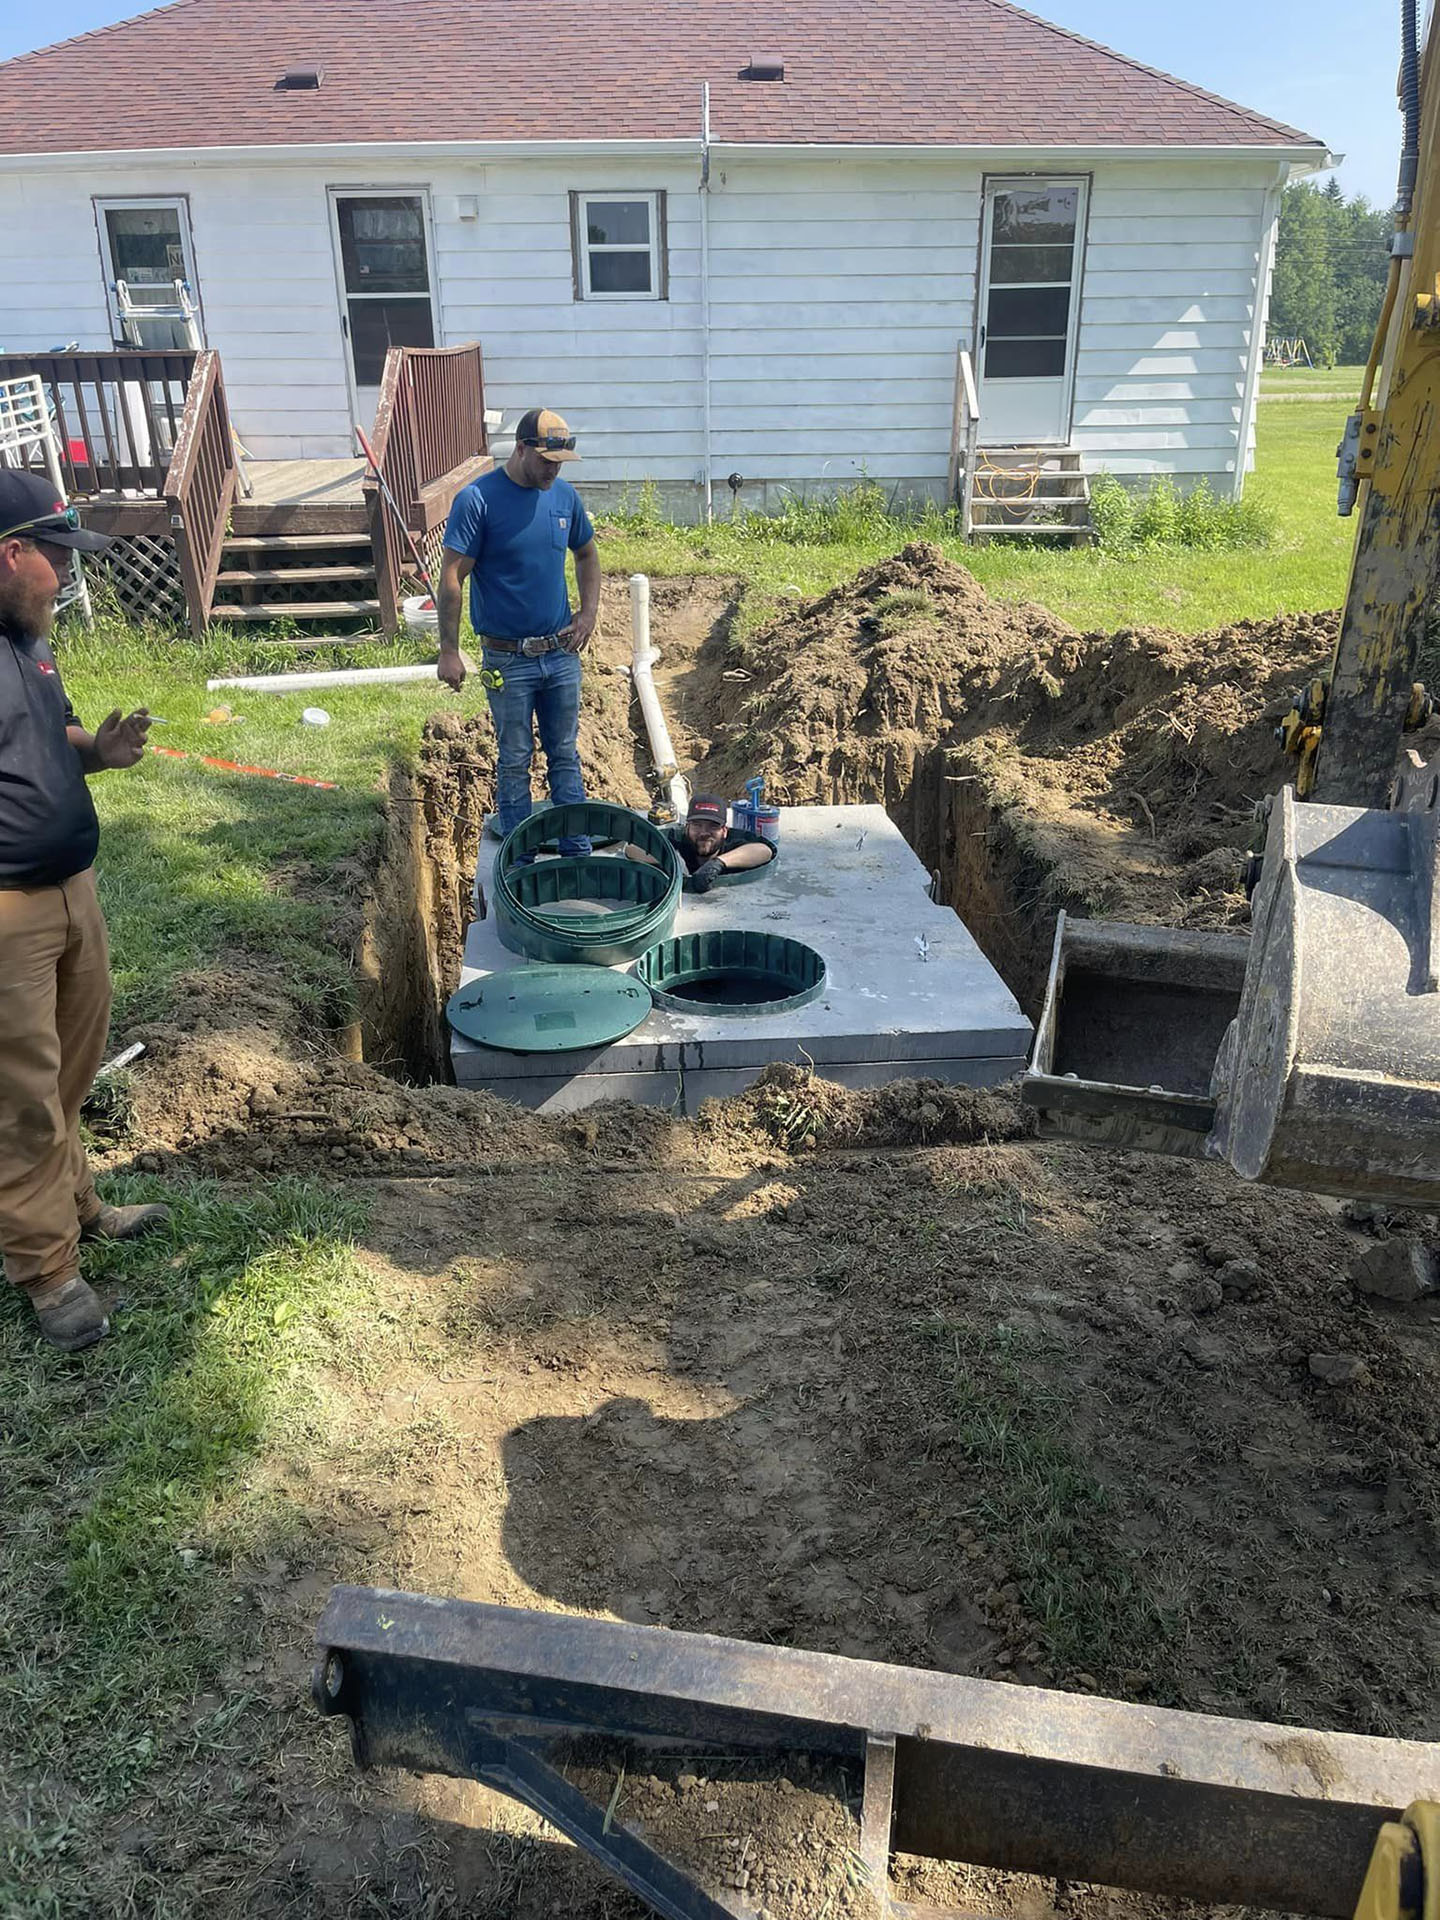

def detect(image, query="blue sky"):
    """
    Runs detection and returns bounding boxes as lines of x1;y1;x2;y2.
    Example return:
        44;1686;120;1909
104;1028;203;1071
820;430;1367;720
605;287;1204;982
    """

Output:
0;0;1398;206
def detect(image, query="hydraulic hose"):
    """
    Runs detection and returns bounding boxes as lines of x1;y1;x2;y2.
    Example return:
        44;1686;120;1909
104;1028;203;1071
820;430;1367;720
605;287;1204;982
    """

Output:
1397;0;1421;220
1359;0;1422;413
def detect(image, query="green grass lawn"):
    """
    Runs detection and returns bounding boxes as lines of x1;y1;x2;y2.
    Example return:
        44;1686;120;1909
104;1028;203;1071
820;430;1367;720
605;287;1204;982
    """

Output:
57;624;471;1029
1258;362;1365;396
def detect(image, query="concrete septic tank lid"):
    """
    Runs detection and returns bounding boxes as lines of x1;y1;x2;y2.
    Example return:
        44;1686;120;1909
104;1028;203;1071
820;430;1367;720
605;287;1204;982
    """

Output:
635;929;827;1017
446;967;654;1053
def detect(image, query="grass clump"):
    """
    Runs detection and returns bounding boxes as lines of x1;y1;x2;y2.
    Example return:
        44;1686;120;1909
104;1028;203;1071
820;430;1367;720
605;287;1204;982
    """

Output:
1089;473;1276;555
918;1314;1175;1681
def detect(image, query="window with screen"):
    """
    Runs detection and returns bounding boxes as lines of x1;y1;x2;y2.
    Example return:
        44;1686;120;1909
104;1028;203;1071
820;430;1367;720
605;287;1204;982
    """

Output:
983;184;1082;380
573;193;666;299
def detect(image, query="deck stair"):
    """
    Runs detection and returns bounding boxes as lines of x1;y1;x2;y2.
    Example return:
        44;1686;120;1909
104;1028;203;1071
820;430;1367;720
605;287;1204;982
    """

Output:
211;526;383;634
968;446;1091;540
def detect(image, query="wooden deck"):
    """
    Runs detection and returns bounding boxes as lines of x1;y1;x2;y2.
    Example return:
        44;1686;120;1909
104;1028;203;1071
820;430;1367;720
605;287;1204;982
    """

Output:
242;457;367;506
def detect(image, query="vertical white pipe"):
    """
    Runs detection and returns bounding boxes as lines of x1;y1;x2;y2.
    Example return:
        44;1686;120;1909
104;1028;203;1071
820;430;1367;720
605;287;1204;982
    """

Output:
630;569;655;667
699;83;714;525
629;573;690;817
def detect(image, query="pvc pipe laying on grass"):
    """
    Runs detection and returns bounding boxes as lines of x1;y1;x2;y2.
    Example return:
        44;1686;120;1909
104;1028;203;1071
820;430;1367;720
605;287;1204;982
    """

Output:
206;663;442;694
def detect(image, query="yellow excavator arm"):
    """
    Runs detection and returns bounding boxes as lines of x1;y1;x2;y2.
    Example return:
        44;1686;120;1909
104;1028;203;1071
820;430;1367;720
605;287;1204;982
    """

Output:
1023;0;1440;1206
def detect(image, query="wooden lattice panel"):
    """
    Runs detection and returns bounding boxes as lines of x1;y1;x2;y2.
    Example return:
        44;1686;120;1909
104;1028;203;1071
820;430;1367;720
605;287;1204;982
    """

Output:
91;533;186;626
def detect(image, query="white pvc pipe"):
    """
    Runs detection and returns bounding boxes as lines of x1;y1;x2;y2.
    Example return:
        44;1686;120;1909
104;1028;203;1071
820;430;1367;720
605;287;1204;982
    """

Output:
629;573;690;817
206;663;442;694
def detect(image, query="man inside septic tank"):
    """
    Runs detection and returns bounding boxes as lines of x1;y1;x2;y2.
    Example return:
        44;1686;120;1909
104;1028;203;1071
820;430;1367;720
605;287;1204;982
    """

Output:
626;793;776;894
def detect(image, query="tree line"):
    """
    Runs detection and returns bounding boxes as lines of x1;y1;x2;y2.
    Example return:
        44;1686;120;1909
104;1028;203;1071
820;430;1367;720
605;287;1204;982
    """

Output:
1268;178;1392;367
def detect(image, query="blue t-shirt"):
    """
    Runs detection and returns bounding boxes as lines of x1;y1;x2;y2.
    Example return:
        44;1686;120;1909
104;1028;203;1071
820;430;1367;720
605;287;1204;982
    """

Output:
443;468;595;642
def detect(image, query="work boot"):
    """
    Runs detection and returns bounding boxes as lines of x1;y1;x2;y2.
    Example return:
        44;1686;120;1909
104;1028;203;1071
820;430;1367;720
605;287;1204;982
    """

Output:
29;1275;109;1351
80;1203;171;1243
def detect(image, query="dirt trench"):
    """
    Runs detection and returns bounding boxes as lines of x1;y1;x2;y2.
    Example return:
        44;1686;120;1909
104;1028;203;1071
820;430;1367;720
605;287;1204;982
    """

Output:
357;544;1343;1083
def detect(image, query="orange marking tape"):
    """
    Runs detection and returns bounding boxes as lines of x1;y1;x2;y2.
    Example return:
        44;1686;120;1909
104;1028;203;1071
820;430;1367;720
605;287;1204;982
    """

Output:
148;743;338;790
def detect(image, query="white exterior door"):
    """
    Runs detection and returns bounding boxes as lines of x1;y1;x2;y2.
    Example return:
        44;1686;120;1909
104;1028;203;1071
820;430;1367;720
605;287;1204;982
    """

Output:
977;177;1087;446
95;197;202;347
328;190;438;433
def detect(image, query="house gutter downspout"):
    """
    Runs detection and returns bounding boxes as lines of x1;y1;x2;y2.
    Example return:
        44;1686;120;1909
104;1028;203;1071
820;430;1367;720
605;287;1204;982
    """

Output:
700;83;714;524
1234;163;1288;499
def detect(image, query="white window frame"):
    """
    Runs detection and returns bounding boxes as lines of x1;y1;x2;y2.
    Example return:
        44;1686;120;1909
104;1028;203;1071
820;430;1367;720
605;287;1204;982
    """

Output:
93;195;203;343
572;191;665;301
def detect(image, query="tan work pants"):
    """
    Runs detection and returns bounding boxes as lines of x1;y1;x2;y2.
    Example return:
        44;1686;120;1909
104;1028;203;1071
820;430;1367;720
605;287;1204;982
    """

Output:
0;869;112;1292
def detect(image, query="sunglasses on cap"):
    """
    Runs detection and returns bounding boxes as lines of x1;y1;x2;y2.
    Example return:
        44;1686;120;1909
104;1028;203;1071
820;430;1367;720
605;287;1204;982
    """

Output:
519;432;577;452
0;505;82;541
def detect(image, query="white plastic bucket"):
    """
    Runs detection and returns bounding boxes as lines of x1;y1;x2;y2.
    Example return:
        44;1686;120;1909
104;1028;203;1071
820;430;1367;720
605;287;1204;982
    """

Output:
403;594;439;636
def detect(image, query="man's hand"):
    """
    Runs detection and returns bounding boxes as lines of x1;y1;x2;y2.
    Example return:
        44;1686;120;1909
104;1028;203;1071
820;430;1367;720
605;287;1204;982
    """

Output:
92;708;152;769
560;605;597;654
689;856;727;894
437;646;467;691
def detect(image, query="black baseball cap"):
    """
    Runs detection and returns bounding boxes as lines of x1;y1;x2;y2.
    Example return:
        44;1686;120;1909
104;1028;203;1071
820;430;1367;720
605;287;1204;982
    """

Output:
0;470;111;552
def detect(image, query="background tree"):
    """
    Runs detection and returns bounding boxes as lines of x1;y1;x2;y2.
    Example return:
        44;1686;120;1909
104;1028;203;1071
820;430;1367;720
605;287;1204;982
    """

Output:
1269;180;1391;364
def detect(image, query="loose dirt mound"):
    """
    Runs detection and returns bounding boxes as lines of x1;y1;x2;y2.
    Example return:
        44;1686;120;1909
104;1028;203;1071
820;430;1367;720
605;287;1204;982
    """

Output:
695;544;1336;1001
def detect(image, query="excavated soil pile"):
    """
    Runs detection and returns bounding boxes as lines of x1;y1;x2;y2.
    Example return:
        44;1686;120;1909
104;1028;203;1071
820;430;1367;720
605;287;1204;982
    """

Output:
696;543;1338;1001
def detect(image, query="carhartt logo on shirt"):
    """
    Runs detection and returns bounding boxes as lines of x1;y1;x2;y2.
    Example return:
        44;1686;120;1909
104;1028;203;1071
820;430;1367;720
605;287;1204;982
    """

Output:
558;517;568;530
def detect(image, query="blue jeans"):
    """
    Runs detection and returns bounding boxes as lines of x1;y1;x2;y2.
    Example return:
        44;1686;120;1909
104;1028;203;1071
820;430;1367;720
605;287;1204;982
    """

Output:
484;647;591;854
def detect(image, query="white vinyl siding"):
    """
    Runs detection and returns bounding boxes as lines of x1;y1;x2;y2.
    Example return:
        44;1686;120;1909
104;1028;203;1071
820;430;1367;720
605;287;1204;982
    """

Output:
1071;167;1281;479
0;147;1289;493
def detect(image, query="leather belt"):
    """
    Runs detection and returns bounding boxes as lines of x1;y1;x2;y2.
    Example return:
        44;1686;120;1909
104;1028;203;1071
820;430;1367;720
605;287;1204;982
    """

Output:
479;633;565;655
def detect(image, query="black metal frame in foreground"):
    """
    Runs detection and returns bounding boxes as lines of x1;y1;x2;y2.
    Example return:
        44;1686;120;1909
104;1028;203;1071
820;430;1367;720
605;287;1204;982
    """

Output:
314;1587;1440;1920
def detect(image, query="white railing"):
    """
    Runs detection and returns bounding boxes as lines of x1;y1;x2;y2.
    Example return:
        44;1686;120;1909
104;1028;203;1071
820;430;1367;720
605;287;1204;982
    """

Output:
947;344;981;539
0;374;92;624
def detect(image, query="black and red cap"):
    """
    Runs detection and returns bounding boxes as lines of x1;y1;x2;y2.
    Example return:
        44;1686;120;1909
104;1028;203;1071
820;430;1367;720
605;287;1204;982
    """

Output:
687;794;728;828
0;470;112;551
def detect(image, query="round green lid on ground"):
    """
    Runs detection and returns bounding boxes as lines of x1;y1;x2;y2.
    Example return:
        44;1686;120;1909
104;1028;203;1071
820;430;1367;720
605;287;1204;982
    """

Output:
446;967;654;1053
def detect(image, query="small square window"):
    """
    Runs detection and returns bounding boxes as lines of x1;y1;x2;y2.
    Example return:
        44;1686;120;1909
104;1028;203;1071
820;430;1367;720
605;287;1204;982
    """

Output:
572;192;666;300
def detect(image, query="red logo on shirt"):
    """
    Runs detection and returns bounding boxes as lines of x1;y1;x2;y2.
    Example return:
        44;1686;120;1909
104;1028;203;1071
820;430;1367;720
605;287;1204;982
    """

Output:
36;660;55;676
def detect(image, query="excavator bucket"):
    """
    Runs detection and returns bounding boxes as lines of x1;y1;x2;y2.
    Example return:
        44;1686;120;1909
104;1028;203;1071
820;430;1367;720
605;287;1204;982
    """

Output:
1024;781;1440;1206
1024;916;1248;1160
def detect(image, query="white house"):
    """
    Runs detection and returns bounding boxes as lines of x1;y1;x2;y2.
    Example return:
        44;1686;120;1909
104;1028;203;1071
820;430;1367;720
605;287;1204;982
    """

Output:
0;0;1328;521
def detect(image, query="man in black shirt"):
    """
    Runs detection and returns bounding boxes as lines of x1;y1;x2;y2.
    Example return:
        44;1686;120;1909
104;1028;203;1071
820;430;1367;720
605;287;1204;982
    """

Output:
628;793;776;893
0;472;168;1350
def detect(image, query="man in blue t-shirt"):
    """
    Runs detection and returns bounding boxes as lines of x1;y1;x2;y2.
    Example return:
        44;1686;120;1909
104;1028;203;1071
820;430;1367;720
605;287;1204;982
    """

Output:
438;408;601;854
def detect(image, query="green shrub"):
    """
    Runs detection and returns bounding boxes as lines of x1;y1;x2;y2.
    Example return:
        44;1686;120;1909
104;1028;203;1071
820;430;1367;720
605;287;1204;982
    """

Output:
1090;472;1274;555
732;477;958;548
606;478;667;535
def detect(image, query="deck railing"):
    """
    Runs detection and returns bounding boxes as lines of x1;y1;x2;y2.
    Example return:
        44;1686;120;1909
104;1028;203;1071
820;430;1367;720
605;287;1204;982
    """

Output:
163;350;238;637
365;343;490;634
948;344;981;539
0;349;197;498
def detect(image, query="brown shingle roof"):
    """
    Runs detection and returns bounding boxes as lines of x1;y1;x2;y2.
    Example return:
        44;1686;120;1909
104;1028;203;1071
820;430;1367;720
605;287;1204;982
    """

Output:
0;0;1322;156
